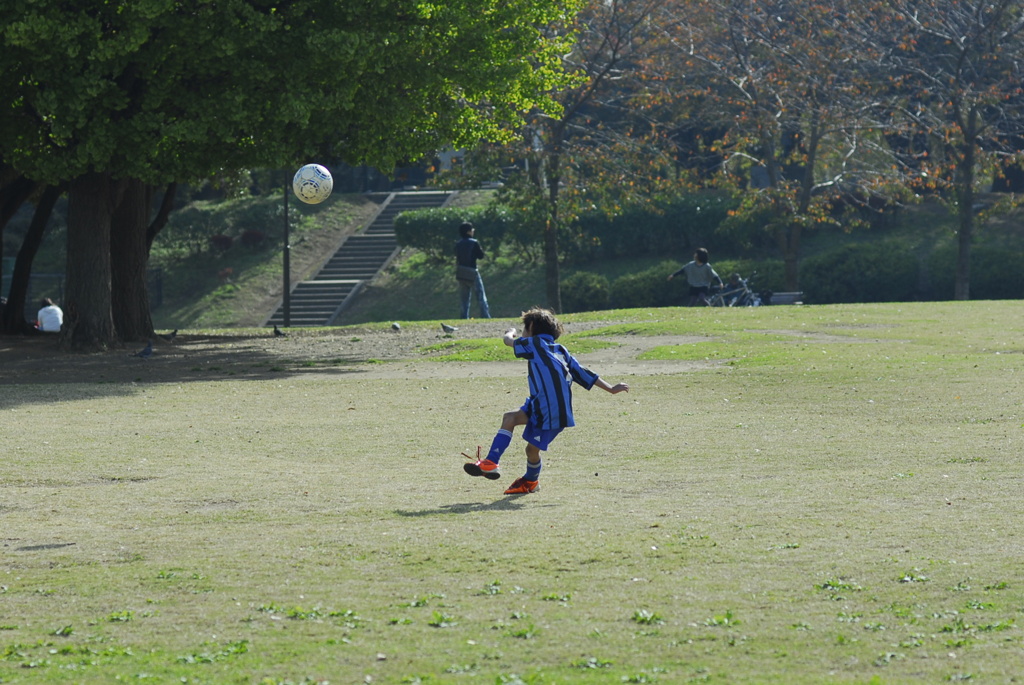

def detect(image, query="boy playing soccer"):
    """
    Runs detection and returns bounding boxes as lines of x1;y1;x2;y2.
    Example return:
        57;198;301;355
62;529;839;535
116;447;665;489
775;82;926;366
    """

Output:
463;307;630;494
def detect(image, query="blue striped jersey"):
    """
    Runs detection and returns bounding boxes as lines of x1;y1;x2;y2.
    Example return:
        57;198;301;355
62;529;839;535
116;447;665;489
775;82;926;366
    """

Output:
513;334;599;430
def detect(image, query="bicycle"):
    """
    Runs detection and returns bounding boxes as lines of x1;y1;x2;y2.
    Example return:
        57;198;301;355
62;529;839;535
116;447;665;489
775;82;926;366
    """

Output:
707;273;761;307
706;284;737;307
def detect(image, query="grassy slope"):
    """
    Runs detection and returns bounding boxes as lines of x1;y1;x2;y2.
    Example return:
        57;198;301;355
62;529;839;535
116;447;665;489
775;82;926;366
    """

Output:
344;197;1024;324
2;301;1023;683
146;188;1023;329
150;193;381;330
8;182;1019;330
150;190;499;329
336;200;958;325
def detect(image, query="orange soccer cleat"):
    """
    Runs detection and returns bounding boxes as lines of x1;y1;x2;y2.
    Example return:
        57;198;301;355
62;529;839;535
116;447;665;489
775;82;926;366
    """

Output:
503;477;539;495
462;446;501;480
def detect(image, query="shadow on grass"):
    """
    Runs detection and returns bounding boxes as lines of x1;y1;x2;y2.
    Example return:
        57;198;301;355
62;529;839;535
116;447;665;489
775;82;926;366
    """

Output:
14;542;77;552
396;499;557;516
0;332;404;410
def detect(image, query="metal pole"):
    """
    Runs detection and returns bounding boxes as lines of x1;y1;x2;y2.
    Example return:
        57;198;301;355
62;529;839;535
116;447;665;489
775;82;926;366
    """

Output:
283;178;291;328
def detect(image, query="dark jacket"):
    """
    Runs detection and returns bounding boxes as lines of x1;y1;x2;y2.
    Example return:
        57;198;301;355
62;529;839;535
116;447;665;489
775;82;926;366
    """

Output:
455;237;485;268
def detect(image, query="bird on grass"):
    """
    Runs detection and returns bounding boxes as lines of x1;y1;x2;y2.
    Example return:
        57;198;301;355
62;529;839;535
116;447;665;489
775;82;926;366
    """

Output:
161;328;178;342
273;325;287;337
134;340;153;359
391;322;401;331
441;323;458;334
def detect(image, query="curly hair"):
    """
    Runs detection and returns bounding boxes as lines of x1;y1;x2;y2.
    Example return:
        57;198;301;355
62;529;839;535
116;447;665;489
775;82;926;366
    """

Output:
521;307;563;339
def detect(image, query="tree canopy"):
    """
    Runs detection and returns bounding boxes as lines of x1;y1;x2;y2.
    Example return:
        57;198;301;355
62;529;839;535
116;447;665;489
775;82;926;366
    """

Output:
1;0;577;182
0;0;581;346
469;0;1024;298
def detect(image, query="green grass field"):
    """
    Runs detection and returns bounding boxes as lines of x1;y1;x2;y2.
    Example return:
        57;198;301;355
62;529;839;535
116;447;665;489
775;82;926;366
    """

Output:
2;301;1023;683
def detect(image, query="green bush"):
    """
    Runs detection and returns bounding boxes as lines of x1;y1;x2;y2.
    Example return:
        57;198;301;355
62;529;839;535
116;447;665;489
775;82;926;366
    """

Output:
715;201;785;255
394;206;514;263
968;246;1024;299
610;261;682;309
924;244;957;301
561;271;610;313
926;244;1024;301
396;191;740;269
800;241;919;304
712;259;785;295
605;258;785;309
570;192;737;263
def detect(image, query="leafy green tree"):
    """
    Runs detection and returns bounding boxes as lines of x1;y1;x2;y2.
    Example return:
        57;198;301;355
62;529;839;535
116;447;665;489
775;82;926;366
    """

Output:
443;0;672;312
0;0;577;346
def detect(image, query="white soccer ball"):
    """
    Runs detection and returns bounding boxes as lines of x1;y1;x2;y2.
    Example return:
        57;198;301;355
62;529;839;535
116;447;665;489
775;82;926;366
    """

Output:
292;164;333;204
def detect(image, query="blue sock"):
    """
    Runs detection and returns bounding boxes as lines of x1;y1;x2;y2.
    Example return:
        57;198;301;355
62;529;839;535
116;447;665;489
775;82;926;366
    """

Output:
487;430;512;464
525;458;542;482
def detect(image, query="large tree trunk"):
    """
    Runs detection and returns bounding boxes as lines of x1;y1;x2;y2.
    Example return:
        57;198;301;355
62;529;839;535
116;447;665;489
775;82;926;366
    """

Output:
544;145;562;313
954;131;976;301
146;182;177;254
781;125;820;293
0;175;38;228
954;212;972;300
111;179;154;341
0;175;40;303
775;222;802;292
2;184;62;334
60;172;122;350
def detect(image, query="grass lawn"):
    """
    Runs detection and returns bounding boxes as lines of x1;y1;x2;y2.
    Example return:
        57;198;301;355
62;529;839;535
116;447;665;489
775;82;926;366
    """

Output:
2;301;1023;683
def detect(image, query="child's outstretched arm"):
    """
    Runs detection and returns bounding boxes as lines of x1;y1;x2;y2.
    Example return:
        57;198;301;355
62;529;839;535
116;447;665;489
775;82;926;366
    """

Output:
594;377;629;394
502;327;518;347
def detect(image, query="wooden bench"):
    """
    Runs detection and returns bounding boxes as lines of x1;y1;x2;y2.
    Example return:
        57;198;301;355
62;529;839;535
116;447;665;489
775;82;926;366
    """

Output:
765;291;804;305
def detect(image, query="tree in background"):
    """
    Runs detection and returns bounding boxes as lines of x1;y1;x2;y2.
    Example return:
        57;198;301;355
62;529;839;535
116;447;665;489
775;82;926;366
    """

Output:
877;0;1024;300
447;0;671;312
0;0;577;347
653;0;906;291
0;172;62;333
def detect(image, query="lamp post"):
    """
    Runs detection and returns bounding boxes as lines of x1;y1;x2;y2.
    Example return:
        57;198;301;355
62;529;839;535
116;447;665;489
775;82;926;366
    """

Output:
282;176;291;328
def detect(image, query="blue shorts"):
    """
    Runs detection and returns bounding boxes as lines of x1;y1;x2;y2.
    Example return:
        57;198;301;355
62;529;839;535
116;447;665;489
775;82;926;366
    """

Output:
519;400;563;451
522;422;562;451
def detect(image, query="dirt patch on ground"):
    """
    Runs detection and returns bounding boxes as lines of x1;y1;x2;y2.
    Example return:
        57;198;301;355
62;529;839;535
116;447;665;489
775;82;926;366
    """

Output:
0;322;713;385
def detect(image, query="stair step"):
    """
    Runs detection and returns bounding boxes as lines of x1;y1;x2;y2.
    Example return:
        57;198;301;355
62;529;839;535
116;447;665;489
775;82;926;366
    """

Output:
319;265;384;272
339;241;395;249
333;240;394;247
322;260;391;268
266;191;451;326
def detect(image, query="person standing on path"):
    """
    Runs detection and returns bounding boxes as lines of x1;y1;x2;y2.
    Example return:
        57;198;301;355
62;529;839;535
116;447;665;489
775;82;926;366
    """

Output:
455;221;491;319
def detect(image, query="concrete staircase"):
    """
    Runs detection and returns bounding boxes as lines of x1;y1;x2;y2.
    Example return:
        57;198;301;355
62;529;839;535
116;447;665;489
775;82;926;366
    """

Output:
265;190;452;327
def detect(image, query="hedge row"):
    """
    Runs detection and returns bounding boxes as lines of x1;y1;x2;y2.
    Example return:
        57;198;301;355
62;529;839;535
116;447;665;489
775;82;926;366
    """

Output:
566;193;737;262
393;205;526;262
394;196;1024;308
394;192;740;264
561;260;784;313
801;240;1024;303
561;240;1024;312
393;206;487;262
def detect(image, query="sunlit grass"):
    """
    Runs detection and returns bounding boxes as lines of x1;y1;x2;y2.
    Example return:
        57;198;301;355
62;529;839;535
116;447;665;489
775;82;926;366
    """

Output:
421;335;619;361
2;301;1024;683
